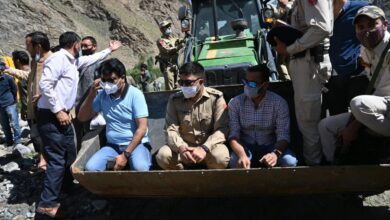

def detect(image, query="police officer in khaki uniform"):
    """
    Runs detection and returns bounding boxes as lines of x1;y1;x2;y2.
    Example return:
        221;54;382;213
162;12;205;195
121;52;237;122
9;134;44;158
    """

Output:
156;20;184;90
156;62;230;170
274;0;333;165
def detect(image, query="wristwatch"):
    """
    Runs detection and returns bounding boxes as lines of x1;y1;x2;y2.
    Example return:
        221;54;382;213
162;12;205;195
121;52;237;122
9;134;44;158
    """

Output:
272;149;282;158
200;145;210;153
123;151;131;158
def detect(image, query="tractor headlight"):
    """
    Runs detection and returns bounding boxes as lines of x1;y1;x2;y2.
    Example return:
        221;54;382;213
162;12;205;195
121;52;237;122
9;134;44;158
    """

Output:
263;8;275;24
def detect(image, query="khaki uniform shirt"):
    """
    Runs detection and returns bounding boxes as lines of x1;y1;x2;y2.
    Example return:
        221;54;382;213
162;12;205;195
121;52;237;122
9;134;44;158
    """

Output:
27;51;53;120
157;36;182;60
286;0;333;55
165;87;228;152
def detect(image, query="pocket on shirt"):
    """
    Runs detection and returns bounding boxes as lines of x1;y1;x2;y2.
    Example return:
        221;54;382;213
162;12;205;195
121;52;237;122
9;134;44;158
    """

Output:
179;113;192;133
200;113;212;129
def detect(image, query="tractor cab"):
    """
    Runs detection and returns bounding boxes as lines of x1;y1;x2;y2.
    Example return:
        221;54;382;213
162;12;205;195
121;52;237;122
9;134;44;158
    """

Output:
179;0;278;86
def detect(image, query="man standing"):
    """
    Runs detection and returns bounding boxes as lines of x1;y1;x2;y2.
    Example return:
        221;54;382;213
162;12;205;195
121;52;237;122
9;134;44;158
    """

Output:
74;36;100;149
140;63;151;92
228;65;297;168
319;6;390;163
75;36;99;110
156;20;183;90
10;51;29;121
274;0;333;165
35;32;121;217
156;62;230;170
324;0;369;116
79;58;151;172
0;59;21;147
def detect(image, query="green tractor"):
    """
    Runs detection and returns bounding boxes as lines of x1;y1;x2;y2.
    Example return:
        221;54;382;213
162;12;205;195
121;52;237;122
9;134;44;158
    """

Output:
178;0;279;86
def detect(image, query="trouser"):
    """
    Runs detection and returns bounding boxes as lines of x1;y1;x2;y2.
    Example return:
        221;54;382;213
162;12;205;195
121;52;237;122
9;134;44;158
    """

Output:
323;74;368;116
276;53;291;81
162;65;178;90
350;95;390;137
319;95;390;162
229;142;297;168
85;143;152;171
37;109;76;208
156;144;230;170
72;117;90;151
27;119;43;152
0;103;21;145
288;53;331;165
318;112;350;162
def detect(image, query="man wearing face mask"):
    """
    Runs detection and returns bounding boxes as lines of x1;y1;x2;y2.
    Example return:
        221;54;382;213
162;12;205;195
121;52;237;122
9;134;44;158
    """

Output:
156;62;230;170
319;6;390;163
73;36;105;150
36;32;121;217
156;20;184;90
78;58;151;172
228;65;297;168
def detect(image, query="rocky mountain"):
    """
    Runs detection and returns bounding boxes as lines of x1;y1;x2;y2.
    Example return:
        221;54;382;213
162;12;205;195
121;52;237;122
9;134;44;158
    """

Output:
0;0;186;68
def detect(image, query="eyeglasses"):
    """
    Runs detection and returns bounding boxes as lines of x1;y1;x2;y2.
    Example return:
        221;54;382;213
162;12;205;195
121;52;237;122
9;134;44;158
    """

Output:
178;78;200;86
81;44;94;49
242;79;259;88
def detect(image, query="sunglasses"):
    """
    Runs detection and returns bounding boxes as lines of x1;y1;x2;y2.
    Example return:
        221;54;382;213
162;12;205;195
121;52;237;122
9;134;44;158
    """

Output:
178;78;200;86
242;79;259;88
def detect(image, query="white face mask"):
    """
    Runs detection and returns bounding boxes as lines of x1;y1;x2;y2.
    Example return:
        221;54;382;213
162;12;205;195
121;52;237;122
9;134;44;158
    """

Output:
101;82;119;95
181;86;198;98
35;53;40;62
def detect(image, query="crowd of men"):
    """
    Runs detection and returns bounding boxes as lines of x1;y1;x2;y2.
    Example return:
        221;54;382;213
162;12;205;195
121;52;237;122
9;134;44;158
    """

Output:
0;0;389;218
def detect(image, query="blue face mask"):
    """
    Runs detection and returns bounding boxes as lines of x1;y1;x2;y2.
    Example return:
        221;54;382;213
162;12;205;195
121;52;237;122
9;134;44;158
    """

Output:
164;28;172;36
242;80;263;98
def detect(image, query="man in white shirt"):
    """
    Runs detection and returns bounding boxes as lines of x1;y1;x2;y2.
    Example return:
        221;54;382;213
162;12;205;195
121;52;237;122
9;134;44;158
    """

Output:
36;31;121;217
319;6;390;163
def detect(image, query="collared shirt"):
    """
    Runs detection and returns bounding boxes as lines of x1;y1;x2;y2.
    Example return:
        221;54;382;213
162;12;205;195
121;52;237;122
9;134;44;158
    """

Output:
228;91;290;146
165;87;228;152
38;48;111;113
287;0;333;55
329;0;368;76
360;31;390;97
92;84;149;146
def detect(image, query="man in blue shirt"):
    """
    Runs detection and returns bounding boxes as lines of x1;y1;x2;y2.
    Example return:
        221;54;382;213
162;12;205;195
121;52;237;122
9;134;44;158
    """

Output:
0;59;21;147
324;0;369;116
78;58;151;171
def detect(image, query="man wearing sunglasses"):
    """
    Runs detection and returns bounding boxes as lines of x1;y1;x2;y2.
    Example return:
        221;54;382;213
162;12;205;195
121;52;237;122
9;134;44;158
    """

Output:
156;62;230;170
228;64;297;168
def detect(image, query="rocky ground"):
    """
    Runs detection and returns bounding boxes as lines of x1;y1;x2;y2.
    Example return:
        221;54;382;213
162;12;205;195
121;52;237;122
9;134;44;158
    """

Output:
0;121;390;220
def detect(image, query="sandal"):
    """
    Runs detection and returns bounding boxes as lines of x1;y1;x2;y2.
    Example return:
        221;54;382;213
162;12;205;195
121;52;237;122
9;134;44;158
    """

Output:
36;205;61;218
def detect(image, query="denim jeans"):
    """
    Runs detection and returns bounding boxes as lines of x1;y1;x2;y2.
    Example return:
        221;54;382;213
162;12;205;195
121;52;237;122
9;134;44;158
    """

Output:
85;143;152;171
0;104;21;145
37;109;76;208
229;141;298;168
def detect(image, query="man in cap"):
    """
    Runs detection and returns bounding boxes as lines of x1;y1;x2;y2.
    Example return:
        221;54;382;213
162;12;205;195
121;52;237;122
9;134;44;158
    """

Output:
156;20;184;90
319;5;390;163
155;62;230;170
273;0;333;165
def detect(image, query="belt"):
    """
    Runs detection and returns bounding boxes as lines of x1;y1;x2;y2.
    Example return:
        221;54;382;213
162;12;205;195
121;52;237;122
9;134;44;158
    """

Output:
38;108;70;114
291;47;329;60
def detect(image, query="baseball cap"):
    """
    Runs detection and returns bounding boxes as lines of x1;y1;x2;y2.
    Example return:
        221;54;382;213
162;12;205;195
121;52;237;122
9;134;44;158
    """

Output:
159;20;171;29
354;5;386;24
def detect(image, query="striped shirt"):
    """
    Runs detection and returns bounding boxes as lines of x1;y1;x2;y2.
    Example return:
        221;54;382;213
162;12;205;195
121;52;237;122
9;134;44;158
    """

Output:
228;91;290;146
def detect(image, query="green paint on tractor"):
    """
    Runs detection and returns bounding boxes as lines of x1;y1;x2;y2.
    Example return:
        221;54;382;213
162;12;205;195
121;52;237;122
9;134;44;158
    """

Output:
197;32;258;68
